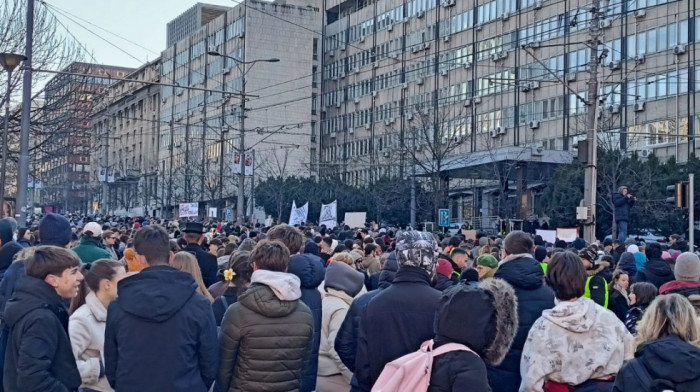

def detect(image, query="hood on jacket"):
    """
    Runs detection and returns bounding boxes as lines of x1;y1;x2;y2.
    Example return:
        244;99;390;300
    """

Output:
637;335;700;384
586;261;611;277
4;276;65;328
250;269;302;301
377;251;398;288
288;253;325;289
542;297;597;333
658;280;700;295
618;252;637;274
434;279;518;366
0;241;23;272
78;236;104;248
239;271;302;318
116;265;197;323
494;255;545;290
0;220;13;246
634;252;647;271
643;259;674;278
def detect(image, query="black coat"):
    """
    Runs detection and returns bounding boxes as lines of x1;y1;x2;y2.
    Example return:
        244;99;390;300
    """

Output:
287;253;326;392
635;258;674;289
104;266;218;392
354;267;441;391
428;350;490;392
612;193;635;222
613;336;700;392
184;243;219;287
3;276;81;392
608;288;629;322
487;256;554;392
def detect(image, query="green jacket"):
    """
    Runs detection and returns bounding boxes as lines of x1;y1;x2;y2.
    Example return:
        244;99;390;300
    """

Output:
72;236;112;264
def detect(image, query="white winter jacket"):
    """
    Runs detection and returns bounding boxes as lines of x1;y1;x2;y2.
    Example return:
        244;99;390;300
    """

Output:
318;288;354;382
520;297;634;392
69;291;113;392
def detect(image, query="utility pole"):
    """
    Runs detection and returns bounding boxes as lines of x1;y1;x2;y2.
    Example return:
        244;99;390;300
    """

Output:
219;95;228;216
583;0;601;244
689;173;695;249
236;80;246;225
410;127;416;229
102;123;110;215
17;0;34;226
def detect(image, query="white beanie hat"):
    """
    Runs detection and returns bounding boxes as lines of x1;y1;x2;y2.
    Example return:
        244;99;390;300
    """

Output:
674;252;700;281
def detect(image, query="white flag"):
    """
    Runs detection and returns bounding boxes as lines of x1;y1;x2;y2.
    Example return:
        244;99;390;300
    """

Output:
98;167;106;182
288;201;297;225
289;201;308;226
319;200;337;229
107;169;115;183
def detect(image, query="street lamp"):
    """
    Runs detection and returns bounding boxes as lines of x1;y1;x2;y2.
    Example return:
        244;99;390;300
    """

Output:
207;49;279;224
0;53;27;218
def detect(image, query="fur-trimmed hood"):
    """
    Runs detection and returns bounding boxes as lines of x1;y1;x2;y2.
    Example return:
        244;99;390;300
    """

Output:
586;261;610;277
433;278;518;365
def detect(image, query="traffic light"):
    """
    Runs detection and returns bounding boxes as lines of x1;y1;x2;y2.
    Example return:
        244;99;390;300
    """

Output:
666;182;689;208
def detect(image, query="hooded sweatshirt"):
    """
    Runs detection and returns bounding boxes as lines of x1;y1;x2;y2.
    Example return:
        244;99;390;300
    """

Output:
104;265;218;392
520;297;634;392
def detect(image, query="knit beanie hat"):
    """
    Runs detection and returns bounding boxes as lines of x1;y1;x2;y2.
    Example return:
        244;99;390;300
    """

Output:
534;246;547;262
436;259;454;278
674;252;700;281
39;213;72;247
476;254;498;269
325;261;365;297
578;247;597;263
395;231;438;273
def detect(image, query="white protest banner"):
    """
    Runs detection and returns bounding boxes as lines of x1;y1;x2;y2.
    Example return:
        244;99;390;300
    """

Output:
208;207;218;218
536;229;557;244
556;228;579;243
179;202;199;218
232;153;254;176
288;201;297;225
289;202;309;226
319;200;338;229
344;212;367;229
97;167;106;182
107;169;115;183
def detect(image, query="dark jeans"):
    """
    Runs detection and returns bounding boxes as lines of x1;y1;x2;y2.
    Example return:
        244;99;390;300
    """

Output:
617;220;628;244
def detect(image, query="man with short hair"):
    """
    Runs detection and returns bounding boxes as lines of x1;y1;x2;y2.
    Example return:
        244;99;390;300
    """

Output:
104;225;218;392
4;246;83;391
72;222;112;264
181;222;218;287
361;243;380;274
218;240;314;391
102;230;120;260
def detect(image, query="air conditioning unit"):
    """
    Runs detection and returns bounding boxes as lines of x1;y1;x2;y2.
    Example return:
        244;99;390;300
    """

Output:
348;128;354;134
529;120;540;129
412;46;420;54
189;111;195;117
354;98;360;104
490;53;500;62
329;51;335;57
387;23;394;32
521;83;532;92
640;149;652;158
533;0;544;9
384;119;392;126
674;44;687;55
336;102;342;108
566;73;576;83
383;151;391;157
527;40;541;49
608;60;621;70
417;78;424;85
473;97;482;104
223;67;232;75
238;32;245;39
423;42;431;50
490;130;499;138
464;98;472;107
402;82;409;89
372;91;378;97
354;68;360;74
497;126;507;135
443;35;450;43
599;19;612;29
359;36;365;43
330;132;337;138
608;104;621;114
373;62;379;68
199;106;205;113
634;54;646;63
464;62;472;69
634;9;646;18
340;46;346;51
441;0;456;7
407;113;414;121
500;12;510;21
389;53;399;60
441;70;449;77
161;97;167;104
415;11;425;18
634;102;646;112
531;81;540;90
365;123;371;129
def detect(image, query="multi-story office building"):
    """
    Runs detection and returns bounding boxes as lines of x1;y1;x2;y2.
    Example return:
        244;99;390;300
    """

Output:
90;59;162;216
37;62;134;214
159;0;321;218
320;0;698;227
167;3;231;47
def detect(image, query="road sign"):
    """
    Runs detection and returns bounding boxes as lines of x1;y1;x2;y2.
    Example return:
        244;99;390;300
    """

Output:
439;209;450;227
224;208;233;221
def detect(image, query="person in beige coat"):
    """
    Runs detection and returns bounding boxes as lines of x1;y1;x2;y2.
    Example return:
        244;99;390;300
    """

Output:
69;259;126;392
317;261;365;391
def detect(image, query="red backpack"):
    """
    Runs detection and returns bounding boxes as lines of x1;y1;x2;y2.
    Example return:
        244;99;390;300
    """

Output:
371;339;479;392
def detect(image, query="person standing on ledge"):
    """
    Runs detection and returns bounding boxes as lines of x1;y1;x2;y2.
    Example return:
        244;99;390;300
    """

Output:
613;186;636;244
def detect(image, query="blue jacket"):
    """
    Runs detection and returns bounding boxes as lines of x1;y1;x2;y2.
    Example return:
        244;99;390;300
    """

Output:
104;266;218;392
612;192;635;222
287;253;326;392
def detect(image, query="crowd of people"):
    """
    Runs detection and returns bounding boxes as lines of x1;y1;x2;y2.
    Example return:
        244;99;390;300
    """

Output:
0;212;698;392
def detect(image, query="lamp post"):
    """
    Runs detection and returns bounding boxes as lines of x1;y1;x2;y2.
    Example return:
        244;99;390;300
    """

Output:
0;53;27;218
207;49;278;224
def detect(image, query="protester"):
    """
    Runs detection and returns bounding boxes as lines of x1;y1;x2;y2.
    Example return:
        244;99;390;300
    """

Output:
354;231;441;391
217;240;314;392
210;252;253;326
616;251;637;278
612;186;635;243
625;282;659;335
533;245;548;273
317;261;365;391
102;230;120;260
659;252;700;300
266;224;325;392
608;269;630;322
0;220;23;282
476;254;498;280
361;243;381;274
105;225;218;392
434;259;456;291
3;246;83;391
428;279;518;392
171;251;215;303
488;231;554;392
16;227;32;248
613;294;700;392
73;222;112;264
69;260;126;392
520;251;634;392
635;242;674;289
181;222;219;287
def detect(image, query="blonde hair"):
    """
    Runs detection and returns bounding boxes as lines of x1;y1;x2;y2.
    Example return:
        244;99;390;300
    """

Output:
636;294;700;348
331;252;355;266
172;252;214;303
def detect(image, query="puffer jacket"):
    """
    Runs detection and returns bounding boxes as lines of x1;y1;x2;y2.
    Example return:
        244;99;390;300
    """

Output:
72;236;112;265
520;297;634;392
287;253;326;392
487;254;554;392
69;291;113;392
318;289;354;382
635;258;674;289
218;269;314;392
613;335;700;392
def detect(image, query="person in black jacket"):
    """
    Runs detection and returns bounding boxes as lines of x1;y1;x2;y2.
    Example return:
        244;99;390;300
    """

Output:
0;220;23;282
267;224;326;392
3;246;83;392
354;231;441;391
487;231;555;392
614;294;700;392
608;269;631;322
636;242;674;289
182;222;219;287
104;225;218;392
428;279;518;392
612;186;635;243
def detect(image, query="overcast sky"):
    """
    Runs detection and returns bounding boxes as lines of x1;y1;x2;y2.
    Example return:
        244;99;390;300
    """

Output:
48;0;237;69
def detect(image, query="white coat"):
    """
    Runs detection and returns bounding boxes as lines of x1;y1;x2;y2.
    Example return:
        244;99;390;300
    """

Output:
69;291;113;392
